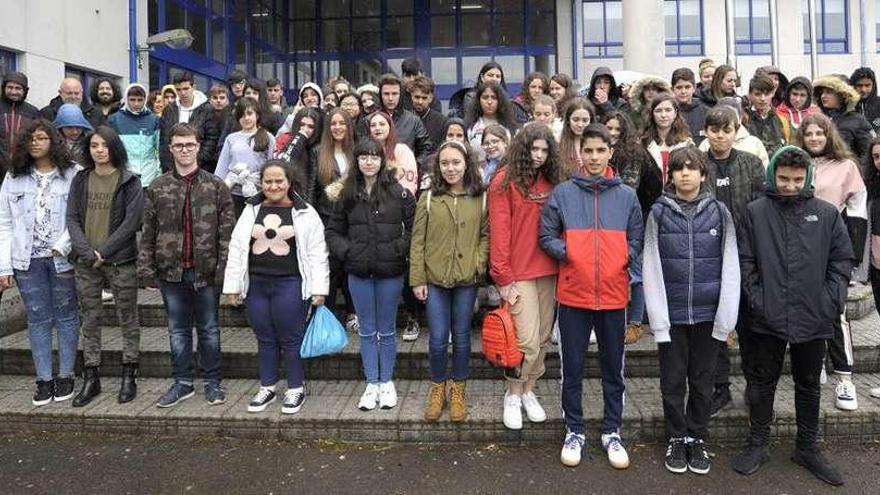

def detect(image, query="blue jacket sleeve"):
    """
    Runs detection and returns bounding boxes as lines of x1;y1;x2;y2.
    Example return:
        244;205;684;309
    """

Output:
538;188;567;262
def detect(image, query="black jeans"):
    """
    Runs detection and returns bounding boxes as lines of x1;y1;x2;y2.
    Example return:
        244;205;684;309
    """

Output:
872;266;880;315
744;332;825;450
658;322;718;440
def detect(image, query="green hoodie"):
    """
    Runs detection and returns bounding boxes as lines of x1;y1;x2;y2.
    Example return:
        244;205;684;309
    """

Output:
765;145;814;196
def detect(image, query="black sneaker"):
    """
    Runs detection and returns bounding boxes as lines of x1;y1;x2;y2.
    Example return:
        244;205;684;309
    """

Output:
732;440;770;476
32;380;54;406
664;438;688;474
710;387;732;417
282;388;305;414
53;376;75;402
792;447;844;486
247;387;277;413
687;439;711;475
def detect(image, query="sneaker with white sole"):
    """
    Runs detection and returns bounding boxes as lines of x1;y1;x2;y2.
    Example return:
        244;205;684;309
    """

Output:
101;290;114;302
820;364;827;384
502;393;523;430
282;387;305;414
378;381;397;409
835;378;858;411
402;318;420;341
871;387;880;399
601;433;630;469
551;319;559;345
358;383;380;411
521;391;546;423
560;430;586;467
345;314;360;333
247;386;276;412
589;330;597;344
664;438;688;473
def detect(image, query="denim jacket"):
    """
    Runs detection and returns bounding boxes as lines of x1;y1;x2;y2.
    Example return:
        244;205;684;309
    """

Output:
0;167;78;276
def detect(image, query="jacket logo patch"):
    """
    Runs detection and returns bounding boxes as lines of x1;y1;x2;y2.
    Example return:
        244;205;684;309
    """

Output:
710;228;718;236
804;214;818;222
716;177;730;187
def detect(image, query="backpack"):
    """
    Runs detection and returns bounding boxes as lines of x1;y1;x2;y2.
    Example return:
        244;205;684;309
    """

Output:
481;301;522;369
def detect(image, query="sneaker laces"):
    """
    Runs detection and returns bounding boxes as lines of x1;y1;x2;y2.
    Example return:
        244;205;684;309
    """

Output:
449;383;464;402
285;389;304;403
252;388;274;403
690;440;709;460
838;380;855;399
606;434;624;452
666;438;685;457
564;432;584;450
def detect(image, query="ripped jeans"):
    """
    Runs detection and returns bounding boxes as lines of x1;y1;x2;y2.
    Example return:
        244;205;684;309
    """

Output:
14;257;80;382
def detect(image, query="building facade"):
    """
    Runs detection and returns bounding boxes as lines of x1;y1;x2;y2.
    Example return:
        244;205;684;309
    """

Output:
2;0;880;109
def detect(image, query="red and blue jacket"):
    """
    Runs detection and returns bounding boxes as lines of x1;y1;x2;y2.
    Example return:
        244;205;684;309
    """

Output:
539;170;644;310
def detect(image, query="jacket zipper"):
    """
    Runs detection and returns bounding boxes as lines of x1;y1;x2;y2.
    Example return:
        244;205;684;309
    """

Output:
594;183;600;309
686;211;695;324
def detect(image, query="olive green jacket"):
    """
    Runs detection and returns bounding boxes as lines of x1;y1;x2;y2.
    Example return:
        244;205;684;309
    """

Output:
409;190;488;288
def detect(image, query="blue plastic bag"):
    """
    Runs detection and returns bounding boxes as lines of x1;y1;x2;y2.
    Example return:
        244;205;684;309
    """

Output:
300;305;348;358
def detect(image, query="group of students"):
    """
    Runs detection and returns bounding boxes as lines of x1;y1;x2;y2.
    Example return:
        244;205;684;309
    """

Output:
2;55;880;487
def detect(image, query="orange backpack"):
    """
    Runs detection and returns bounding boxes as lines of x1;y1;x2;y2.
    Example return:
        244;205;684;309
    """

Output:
481;302;522;369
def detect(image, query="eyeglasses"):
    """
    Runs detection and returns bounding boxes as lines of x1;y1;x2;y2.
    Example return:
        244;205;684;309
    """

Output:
170;143;198;152
357;155;381;164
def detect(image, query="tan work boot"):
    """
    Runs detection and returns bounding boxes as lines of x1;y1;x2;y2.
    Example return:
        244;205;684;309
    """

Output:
424;381;446;421
624;323;642;345
448;380;468;422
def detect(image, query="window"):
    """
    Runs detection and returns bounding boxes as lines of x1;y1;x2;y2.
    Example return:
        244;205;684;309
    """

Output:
65;65;120;101
735;0;771;55
582;0;622;58
0;48;16;77
582;0;702;58
803;0;848;53
665;0;703;56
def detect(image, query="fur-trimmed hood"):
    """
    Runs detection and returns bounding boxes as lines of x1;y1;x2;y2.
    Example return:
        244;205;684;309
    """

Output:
323;177;346;203
812;75;861;114
627;76;671;114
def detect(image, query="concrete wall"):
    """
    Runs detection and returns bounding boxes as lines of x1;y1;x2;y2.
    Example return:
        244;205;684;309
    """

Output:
575;0;880;88
0;0;132;109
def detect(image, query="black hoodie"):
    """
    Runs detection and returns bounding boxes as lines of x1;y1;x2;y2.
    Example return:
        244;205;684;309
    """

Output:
582;67;623;117
849;67;880;134
0;72;40;159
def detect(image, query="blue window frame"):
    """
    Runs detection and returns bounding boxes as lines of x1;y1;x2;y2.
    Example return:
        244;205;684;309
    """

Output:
581;0;703;58
735;0;771;55
665;0;703;56
0;47;16;77
803;0;848;54
65;65;120;100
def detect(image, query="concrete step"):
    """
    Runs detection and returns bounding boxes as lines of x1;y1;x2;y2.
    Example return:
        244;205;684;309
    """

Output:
2;310;879;380
99;286;877;328
0;374;879;444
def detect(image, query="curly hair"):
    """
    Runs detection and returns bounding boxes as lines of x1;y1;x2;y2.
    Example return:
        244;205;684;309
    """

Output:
795;113;854;161
520;72;550;111
89;76;121;106
464;81;519;134
496;124;565;196
430;140;483;196
10;119;72;177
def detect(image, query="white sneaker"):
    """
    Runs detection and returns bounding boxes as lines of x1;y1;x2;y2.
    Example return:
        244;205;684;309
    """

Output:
378;381;397;409
282;387;305;414
871;387;880;399
502;393;523;430
247;386;277;413
551;319;559;345
521;391;547;423
358;383;380;411
601;433;630;469
345;314;360;333
402;319;420;341
820;364;827;384
560;430;586;467
835;378;858;411
101;290;114;302
590;330;597;344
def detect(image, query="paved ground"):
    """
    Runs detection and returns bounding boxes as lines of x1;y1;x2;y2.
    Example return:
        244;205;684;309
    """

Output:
0;432;877;494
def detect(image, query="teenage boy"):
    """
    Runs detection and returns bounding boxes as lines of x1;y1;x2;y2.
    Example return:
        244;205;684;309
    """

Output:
407;75;448;148
109;83;162;188
850;67;880;134
732;146;852;487
775;77;819;132
138;123;236;408
540;124;644;469
643;146;740;475
744;73;789;158
702;105;766;415
671;68;708;145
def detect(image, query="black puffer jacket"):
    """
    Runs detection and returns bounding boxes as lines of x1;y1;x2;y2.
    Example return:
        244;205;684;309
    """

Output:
158;101;221;173
850;67;880;135
324;179;416;278
813;75;874;161
678;98;708;145
738;147;854;343
66;168;144;266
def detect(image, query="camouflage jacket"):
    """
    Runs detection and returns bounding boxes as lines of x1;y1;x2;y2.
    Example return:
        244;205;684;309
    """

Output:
137;168;235;287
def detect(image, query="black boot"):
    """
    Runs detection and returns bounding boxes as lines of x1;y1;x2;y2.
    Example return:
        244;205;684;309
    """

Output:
118;363;139;404
72;367;101;407
792;446;845;486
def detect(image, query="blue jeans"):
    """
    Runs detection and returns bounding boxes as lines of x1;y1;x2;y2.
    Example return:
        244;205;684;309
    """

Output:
14;257;80;381
425;284;477;383
246;275;310;388
158;269;222;386
348;274;403;384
